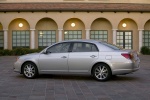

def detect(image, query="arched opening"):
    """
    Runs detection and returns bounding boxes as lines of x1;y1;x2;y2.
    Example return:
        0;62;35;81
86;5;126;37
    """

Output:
63;18;85;40
117;18;138;50
35;18;58;49
8;18;30;49
91;18;112;43
143;20;150;49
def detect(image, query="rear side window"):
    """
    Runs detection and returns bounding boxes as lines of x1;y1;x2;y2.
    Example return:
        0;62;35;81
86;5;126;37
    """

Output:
72;42;98;52
100;42;122;50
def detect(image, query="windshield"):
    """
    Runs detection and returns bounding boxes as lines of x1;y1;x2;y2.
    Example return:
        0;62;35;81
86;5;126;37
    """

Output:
100;42;122;50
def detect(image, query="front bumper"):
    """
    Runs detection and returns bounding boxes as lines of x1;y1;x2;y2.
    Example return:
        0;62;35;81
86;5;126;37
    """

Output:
14;60;22;73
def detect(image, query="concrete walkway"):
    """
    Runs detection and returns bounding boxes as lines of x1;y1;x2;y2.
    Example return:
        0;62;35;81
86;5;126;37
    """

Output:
0;55;150;100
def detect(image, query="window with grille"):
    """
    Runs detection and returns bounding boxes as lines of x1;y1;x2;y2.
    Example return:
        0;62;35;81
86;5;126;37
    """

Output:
12;31;30;48
90;30;108;42
0;31;4;49
143;31;150;49
116;31;132;49
64;30;82;40
38;30;56;48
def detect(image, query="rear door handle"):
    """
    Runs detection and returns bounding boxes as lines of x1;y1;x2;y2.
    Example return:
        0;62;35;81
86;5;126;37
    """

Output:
61;56;67;58
90;55;97;58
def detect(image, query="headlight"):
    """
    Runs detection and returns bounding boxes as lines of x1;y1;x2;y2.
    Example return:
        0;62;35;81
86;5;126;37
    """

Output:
16;56;20;61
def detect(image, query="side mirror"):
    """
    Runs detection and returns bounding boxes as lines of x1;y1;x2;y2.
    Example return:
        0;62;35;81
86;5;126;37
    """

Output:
43;50;51;54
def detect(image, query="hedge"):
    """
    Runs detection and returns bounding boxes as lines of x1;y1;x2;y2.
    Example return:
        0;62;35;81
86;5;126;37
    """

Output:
140;46;150;55
0;48;42;56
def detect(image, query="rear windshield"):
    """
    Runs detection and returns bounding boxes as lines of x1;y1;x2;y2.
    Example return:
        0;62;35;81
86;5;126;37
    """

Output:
100;42;122;50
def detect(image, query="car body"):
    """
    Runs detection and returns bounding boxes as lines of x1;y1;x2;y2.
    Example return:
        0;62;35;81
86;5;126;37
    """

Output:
14;40;140;81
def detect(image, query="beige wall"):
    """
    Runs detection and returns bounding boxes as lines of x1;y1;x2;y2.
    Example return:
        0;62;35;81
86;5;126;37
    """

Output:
0;11;150;51
0;0;150;3
144;20;150;30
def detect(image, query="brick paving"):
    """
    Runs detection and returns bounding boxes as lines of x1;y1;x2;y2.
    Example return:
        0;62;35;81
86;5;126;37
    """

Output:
0;55;150;100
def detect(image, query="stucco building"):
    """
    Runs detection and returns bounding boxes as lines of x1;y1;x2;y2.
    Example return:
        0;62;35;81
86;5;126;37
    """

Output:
0;0;150;51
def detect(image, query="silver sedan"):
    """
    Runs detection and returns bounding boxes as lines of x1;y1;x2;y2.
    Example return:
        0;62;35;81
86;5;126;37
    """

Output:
14;40;140;81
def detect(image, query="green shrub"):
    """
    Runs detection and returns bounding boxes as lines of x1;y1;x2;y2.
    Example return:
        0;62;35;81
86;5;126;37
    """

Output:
140;46;150;55
0;48;42;56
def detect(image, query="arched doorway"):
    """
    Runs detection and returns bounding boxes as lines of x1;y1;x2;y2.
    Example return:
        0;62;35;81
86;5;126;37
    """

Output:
117;18;138;50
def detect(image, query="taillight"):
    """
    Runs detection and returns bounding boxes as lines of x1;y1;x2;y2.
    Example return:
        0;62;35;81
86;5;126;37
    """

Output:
121;53;131;59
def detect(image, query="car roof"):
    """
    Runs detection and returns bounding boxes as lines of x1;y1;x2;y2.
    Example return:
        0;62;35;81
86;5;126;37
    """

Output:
61;39;103;44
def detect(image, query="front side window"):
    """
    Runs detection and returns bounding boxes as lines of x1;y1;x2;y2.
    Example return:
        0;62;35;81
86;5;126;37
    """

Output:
90;30;108;42
143;31;150;49
64;30;82;40
0;31;4;49
12;31;30;48
72;42;98;52
47;42;70;53
38;30;56;48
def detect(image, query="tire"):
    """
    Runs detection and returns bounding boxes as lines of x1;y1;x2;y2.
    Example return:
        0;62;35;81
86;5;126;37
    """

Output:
92;63;112;81
22;62;38;79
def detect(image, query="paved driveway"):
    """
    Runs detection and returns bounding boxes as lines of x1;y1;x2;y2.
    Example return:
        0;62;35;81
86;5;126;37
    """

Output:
0;55;150;100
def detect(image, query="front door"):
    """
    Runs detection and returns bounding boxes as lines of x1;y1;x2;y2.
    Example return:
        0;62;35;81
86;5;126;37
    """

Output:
116;31;133;49
39;42;71;73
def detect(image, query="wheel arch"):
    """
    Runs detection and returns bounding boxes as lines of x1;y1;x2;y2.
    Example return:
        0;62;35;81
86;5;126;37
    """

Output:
91;62;112;75
21;61;39;74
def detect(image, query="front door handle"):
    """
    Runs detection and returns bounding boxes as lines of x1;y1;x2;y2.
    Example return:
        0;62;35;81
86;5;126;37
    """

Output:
61;56;67;58
90;55;97;58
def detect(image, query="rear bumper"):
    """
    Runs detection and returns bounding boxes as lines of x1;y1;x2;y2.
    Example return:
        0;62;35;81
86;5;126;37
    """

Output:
111;60;140;75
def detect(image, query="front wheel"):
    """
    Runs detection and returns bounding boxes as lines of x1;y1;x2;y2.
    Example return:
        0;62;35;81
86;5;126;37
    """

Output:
22;62;38;79
92;63;112;81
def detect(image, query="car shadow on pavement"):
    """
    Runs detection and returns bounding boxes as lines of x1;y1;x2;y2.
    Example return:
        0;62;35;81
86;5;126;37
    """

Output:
15;74;140;82
110;75;140;82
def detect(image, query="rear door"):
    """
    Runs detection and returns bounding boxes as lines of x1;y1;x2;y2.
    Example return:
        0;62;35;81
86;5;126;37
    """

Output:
68;42;99;73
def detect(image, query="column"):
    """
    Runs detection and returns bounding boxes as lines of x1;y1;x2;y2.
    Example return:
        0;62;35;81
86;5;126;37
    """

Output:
85;29;90;39
30;29;35;49
112;29;117;45
139;29;144;51
3;29;8;49
58;29;63;42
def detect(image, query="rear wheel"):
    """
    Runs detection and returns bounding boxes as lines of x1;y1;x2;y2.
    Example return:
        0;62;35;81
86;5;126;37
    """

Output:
22;62;38;79
92;63;112;81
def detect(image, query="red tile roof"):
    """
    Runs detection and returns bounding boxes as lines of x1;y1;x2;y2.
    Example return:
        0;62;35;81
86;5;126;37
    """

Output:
0;3;150;12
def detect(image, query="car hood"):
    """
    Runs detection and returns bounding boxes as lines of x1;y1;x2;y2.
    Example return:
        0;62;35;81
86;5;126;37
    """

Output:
19;53;40;60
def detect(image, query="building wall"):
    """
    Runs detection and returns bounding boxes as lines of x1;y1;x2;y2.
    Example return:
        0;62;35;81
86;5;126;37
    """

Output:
0;0;150;3
0;11;150;51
